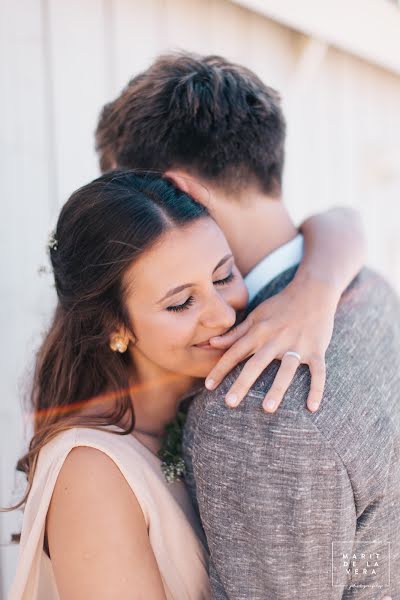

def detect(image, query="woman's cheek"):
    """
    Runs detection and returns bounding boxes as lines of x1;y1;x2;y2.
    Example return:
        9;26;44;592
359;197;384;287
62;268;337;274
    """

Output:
164;313;198;351
223;280;249;311
237;284;249;310
146;311;196;357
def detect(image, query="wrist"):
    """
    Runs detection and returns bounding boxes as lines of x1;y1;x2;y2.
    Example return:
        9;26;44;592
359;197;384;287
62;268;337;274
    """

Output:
289;266;342;310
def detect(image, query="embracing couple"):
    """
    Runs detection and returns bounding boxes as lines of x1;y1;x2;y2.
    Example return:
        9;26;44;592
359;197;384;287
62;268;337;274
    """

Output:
8;53;400;599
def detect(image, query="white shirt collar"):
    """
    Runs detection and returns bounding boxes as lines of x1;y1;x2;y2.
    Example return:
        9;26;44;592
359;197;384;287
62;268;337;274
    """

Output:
244;233;304;304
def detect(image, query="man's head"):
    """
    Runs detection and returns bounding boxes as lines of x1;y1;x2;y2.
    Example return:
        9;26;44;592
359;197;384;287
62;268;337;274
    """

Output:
95;52;286;199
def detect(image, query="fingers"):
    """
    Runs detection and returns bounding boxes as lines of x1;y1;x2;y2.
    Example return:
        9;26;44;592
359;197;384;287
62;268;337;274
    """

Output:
209;318;253;349
262;354;300;413
205;336;255;391
306;357;326;413
222;345;277;408
207;322;327;415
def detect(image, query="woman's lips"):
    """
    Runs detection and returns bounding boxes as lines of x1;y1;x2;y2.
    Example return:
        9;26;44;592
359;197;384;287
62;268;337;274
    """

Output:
194;328;232;350
194;340;216;350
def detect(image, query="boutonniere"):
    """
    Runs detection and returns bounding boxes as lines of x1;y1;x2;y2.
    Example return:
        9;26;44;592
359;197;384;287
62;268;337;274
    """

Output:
158;410;187;483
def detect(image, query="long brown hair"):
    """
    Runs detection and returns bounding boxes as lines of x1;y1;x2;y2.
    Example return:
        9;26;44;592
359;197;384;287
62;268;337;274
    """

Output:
3;170;208;512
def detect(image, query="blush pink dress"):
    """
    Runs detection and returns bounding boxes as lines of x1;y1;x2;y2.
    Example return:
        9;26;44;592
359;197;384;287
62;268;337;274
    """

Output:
8;425;211;600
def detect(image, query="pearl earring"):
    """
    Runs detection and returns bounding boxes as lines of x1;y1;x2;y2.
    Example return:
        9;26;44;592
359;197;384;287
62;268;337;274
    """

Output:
110;336;128;353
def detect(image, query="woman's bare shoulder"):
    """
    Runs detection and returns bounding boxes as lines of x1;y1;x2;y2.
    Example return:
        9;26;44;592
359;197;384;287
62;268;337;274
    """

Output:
46;446;166;599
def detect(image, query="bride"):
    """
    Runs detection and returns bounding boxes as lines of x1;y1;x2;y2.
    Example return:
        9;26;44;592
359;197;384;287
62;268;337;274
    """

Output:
7;170;380;599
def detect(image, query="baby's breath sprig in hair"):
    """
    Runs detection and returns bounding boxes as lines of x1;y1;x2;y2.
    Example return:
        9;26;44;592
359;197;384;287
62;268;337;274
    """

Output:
47;229;58;251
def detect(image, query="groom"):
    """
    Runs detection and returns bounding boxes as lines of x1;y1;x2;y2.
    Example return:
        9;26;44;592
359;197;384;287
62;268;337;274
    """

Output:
95;53;400;598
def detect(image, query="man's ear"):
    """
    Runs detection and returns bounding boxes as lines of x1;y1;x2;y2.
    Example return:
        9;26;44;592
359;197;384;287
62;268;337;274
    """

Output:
164;169;211;208
164;170;191;194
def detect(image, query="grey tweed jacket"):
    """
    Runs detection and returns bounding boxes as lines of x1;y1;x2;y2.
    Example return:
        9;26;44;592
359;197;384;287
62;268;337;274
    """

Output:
183;266;400;600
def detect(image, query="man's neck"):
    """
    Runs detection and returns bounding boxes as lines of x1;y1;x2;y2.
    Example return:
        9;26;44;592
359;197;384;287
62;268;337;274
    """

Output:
164;172;298;275
209;192;299;277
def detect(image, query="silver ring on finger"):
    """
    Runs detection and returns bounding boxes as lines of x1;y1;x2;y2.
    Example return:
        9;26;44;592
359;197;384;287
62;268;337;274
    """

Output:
283;350;302;363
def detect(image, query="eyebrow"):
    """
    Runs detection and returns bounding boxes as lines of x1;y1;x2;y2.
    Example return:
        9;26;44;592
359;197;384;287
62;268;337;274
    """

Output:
157;253;233;304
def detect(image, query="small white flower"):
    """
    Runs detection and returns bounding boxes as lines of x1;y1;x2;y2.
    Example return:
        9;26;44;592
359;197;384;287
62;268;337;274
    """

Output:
161;458;185;483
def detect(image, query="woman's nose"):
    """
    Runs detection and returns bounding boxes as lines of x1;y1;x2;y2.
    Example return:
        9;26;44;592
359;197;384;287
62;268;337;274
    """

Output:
200;290;236;331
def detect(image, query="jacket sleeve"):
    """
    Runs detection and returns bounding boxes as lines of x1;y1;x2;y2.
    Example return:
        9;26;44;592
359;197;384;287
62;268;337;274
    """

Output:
189;389;358;600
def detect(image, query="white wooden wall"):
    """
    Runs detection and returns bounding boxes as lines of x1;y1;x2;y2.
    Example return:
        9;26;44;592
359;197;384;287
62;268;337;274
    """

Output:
1;0;400;595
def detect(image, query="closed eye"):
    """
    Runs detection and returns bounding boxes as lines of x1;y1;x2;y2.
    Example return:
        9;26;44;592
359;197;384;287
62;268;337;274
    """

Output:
214;272;235;286
166;273;235;313
166;296;195;312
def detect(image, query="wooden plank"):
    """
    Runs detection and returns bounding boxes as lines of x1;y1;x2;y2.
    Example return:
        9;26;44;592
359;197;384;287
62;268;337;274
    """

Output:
162;0;213;54
230;0;400;75
111;0;166;93
0;0;56;595
46;0;110;202
207;0;249;62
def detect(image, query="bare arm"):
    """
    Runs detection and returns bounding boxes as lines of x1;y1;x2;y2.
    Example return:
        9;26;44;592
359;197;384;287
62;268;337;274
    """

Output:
47;446;167;600
206;207;367;412
298;206;366;297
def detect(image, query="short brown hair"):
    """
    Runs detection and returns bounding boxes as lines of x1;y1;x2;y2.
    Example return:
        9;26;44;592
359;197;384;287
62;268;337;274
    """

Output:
95;52;286;196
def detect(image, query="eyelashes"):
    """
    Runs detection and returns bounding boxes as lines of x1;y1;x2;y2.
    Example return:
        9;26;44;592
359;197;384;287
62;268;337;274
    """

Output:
214;272;235;286
166;272;235;313
166;296;195;313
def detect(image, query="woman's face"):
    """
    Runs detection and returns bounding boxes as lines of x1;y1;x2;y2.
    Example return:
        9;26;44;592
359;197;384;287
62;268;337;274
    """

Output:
122;217;249;379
